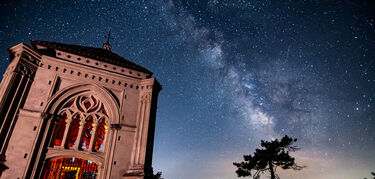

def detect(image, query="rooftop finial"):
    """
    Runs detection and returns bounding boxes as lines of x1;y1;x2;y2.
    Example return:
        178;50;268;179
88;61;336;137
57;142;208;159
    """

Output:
103;30;113;51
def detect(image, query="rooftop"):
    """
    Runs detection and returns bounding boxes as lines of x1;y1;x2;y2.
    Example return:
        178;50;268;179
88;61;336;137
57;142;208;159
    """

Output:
30;40;152;75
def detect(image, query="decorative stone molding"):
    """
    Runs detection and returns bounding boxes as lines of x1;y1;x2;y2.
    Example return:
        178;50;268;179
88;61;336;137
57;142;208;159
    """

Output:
14;64;35;78
58;95;108;124
21;53;40;66
18;109;46;118
45;147;105;165
40;61;146;90
141;92;152;104
124;164;145;177
43;83;121;123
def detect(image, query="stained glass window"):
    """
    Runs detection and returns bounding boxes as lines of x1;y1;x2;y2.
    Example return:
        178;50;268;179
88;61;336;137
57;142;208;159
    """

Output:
68;114;80;148
53;113;67;146
52;95;109;151
43;157;98;179
95;118;106;151
81;116;93;149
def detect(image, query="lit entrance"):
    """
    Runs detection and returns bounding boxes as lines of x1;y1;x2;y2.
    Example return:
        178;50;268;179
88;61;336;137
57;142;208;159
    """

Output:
43;157;98;179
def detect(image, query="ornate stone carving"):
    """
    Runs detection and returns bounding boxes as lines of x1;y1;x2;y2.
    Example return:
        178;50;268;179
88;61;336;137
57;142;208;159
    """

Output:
21;53;40;66
54;95;109;151
58;95;108;124
14;64;35;77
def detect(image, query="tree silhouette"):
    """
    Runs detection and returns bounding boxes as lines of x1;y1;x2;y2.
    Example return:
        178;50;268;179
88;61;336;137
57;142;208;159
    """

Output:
364;171;375;179
151;172;163;179
145;171;163;179
233;135;304;179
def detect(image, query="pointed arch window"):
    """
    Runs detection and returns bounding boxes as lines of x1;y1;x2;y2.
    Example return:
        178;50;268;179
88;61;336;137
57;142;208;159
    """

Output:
52;95;109;152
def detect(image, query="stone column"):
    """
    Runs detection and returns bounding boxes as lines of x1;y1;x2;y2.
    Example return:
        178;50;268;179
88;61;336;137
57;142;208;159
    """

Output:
88;122;98;151
126;92;152;177
102;125;109;152
1;63;35;155
73;117;86;149
103;124;120;179
0;65;18;112
138;93;152;165
60;117;72;148
0;72;25;153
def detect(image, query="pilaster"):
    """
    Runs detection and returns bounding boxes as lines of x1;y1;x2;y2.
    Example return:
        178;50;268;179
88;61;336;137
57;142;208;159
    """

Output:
124;78;157;178
0;43;40;156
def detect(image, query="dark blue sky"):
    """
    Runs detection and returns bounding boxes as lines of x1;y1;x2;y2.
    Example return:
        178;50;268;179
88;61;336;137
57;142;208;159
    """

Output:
1;0;374;178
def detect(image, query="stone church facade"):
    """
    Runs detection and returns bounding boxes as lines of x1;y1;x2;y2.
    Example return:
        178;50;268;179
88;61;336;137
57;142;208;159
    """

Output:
0;40;161;179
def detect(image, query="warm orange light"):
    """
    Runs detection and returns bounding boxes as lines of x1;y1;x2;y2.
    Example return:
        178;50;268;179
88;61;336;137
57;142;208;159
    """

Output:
43;157;98;179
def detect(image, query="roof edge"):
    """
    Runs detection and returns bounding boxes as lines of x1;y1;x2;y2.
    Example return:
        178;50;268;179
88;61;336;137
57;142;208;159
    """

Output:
30;40;153;75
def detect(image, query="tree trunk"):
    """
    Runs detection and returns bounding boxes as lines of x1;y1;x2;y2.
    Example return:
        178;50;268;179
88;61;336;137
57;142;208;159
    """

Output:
269;161;275;179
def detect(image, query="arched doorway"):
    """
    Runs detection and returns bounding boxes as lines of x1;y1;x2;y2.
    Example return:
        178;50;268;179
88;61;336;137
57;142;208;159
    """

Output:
43;157;99;179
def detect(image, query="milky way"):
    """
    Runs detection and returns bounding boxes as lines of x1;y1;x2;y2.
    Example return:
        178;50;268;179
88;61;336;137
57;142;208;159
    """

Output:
0;1;374;178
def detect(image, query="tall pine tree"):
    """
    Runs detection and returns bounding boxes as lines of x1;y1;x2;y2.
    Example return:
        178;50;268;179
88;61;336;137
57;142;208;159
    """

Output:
233;135;304;179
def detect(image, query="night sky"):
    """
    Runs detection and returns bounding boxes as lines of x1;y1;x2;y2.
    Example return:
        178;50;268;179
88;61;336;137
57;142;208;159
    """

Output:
1;1;375;178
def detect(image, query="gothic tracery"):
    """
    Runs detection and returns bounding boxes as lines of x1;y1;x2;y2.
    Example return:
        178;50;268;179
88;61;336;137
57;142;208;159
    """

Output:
53;95;109;152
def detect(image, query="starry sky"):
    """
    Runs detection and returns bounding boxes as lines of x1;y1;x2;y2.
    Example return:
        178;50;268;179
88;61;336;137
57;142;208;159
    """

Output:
1;0;375;178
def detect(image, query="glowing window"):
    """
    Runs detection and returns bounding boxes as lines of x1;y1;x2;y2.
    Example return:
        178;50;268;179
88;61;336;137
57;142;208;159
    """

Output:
52;113;66;146
67;114;80;148
52;95;109;151
43;157;98;179
95;118;107;151
81;116;93;149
